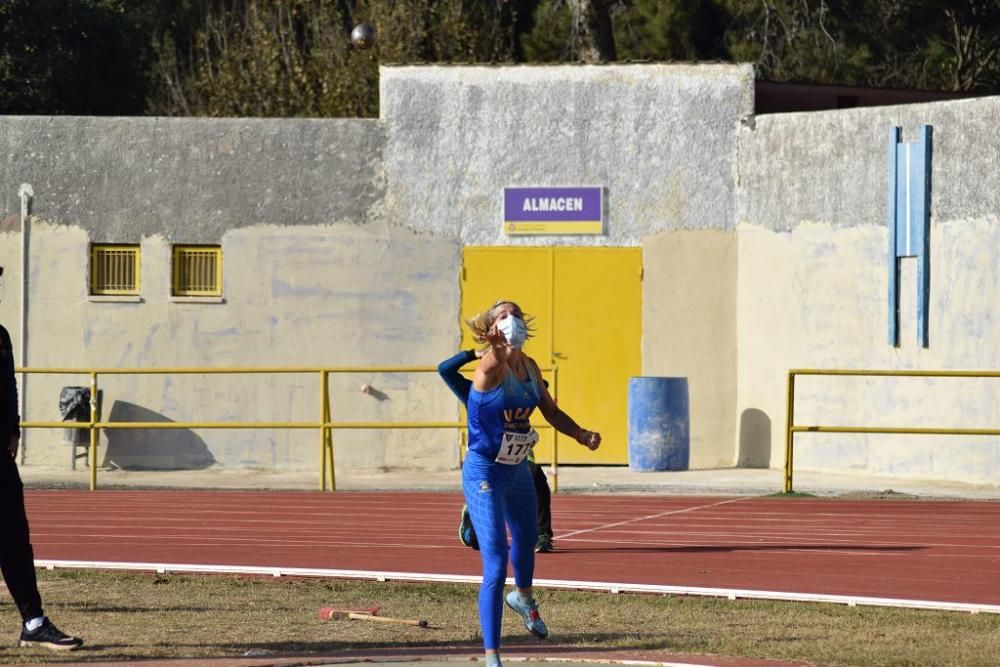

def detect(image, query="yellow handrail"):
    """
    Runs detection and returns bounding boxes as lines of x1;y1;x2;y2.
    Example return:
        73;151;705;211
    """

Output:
784;368;1000;493
17;365;557;492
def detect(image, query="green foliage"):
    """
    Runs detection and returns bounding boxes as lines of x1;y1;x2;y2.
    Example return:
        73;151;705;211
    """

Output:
153;1;364;117
519;1;620;63
0;0;147;114
150;0;520;118
1;0;998;116
719;0;873;85
520;1;574;62
614;0;729;62
720;0;1000;92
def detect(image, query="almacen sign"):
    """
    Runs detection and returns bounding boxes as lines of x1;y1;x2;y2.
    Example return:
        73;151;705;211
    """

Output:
503;187;603;235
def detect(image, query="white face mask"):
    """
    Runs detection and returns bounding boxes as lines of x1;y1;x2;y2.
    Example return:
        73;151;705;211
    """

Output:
497;315;527;349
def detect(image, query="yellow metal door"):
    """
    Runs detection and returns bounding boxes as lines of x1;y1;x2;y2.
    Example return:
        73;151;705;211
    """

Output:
552;247;641;464
461;248;556;464
461;247;641;464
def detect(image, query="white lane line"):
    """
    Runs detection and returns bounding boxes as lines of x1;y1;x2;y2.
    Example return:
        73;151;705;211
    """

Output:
35;559;1000;615
557;498;752;540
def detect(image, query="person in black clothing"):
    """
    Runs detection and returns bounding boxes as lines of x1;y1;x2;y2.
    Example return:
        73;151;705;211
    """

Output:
0;267;83;651
438;349;555;553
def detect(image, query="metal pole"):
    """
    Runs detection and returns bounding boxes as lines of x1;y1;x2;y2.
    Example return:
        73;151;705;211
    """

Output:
783;371;796;494
320;370;327;491
88;372;99;491
548;248;558;493
17;184;31;464
321;370;334;491
551;365;559;494
326;372;335;491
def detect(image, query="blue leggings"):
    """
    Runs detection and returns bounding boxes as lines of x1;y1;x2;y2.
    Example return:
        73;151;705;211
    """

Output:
462;451;539;651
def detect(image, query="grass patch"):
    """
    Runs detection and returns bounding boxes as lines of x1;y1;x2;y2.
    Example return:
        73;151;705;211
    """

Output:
0;569;997;665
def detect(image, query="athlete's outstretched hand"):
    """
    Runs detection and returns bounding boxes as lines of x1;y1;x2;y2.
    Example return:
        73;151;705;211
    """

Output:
485;323;508;349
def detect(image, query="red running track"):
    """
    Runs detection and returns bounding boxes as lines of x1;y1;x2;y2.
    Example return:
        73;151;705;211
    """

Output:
24;490;1000;608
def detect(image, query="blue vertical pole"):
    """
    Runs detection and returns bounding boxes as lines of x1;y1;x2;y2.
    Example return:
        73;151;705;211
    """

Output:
916;125;932;348
887;127;901;347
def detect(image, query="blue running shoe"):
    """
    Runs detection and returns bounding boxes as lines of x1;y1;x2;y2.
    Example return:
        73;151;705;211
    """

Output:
505;590;548;639
459;505;479;550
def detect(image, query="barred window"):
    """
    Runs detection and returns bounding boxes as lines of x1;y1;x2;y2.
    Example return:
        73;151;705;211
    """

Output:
172;245;222;297
90;244;140;295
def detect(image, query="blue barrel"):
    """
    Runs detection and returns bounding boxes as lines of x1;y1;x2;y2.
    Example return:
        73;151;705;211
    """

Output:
627;377;690;472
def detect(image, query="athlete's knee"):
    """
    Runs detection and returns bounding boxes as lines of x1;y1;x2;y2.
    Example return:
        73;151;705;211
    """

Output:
480;553;508;587
482;553;508;580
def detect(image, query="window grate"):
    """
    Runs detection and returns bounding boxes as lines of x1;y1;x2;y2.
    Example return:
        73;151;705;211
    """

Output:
173;245;222;296
91;245;140;295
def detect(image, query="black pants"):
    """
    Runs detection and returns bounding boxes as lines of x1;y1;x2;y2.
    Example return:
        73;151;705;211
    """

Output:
0;454;43;622
528;461;552;539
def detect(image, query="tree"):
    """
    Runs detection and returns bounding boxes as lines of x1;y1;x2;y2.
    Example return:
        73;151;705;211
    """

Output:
934;0;1000;90
151;0;520;118
720;0;874;85
721;0;1000;92
572;0;618;62
520;0;620;62
0;0;150;114
6;0;999;117
614;0;728;62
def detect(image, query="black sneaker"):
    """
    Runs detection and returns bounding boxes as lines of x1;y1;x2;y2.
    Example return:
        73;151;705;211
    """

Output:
18;618;83;651
534;535;554;553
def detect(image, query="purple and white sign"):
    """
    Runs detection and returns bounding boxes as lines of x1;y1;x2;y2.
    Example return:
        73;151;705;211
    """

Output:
503;186;603;235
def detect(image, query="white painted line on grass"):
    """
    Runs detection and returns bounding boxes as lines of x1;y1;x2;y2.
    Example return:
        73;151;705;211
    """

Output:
323;657;713;667
35;559;1000;615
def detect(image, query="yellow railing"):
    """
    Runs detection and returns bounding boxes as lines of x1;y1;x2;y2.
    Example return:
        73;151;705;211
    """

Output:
784;368;1000;493
17;366;558;492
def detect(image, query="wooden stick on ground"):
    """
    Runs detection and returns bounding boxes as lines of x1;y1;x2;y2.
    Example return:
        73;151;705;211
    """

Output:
318;606;427;627
346;612;428;627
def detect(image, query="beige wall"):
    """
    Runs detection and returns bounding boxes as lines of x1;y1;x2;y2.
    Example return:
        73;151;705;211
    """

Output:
4;222;465;472
642;230;737;468
736;219;1000;483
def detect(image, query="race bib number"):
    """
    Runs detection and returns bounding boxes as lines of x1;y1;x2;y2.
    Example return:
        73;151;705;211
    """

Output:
495;430;539;465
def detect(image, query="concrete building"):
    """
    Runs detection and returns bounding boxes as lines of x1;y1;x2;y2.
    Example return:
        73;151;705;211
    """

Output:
1;63;997;483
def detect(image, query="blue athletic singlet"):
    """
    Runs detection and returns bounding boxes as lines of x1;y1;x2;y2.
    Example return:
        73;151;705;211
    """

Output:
462;364;542;651
466;365;541;459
